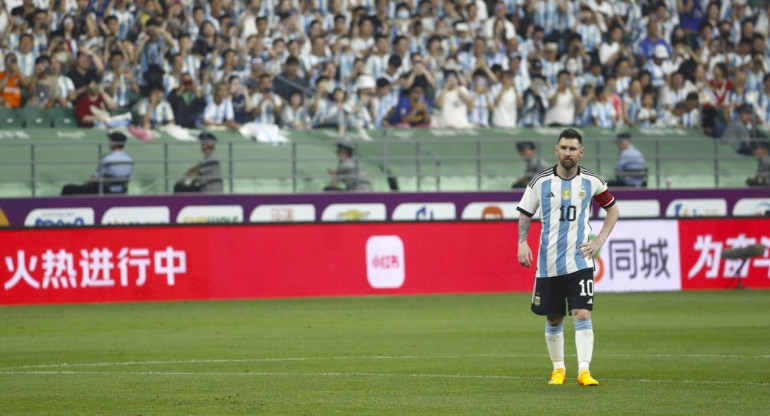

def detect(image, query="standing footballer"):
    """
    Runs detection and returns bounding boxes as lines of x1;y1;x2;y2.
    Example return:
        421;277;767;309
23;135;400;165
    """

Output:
516;128;619;386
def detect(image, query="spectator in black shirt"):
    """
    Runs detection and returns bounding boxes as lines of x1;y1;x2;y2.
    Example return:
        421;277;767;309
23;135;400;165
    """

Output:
274;56;309;104
66;50;104;98
167;72;206;128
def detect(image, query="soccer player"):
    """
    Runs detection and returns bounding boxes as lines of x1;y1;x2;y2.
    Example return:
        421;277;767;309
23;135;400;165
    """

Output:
516;128;619;386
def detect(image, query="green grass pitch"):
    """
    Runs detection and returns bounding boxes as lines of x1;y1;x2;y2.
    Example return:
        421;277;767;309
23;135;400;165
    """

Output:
1;290;769;415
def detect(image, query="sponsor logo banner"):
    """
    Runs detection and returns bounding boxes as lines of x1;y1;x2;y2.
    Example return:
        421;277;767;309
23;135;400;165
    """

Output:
461;202;520;220
665;198;727;217
24;208;95;227
249;204;316;222
391;203;456;221
321;203;387;222
101;206;170;225
591;220;681;292
678;219;770;290
732;198;770;217
366;236;405;289
176;205;243;224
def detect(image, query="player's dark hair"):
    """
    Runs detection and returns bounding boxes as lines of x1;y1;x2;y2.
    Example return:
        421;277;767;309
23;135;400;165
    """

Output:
558;128;583;145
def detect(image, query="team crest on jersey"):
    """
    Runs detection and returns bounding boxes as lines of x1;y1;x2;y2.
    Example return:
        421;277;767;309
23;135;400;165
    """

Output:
562;189;571;200
578;189;587;200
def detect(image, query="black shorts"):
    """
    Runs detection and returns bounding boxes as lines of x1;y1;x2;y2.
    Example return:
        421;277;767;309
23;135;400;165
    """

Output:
531;268;594;316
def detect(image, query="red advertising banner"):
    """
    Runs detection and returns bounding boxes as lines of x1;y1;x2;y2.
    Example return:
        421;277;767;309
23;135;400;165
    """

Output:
0;222;541;306
678;218;770;290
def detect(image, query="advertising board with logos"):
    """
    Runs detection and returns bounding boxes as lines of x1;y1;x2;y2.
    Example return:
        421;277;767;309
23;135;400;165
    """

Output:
2;218;768;306
1;189;768;228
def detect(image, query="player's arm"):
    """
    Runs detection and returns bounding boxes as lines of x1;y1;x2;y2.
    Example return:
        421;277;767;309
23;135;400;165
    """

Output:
578;190;619;259
517;212;534;268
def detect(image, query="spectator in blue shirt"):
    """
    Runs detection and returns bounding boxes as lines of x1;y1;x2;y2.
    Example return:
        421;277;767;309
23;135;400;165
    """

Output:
387;84;432;127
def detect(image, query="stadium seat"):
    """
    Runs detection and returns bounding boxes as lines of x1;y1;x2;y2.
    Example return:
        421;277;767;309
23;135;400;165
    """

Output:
0;108;23;128
49;108;77;128
21;108;54;128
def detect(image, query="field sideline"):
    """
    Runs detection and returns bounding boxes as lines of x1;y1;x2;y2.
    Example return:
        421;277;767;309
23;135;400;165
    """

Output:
1;290;768;415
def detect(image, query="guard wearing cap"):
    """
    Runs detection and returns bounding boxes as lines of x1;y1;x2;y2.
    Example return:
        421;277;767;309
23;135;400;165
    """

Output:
722;104;757;155
175;132;224;193
512;141;548;188
325;143;372;191
61;131;134;195
607;133;647;188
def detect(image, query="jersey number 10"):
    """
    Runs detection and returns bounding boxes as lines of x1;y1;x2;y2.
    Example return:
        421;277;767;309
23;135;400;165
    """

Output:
559;205;577;222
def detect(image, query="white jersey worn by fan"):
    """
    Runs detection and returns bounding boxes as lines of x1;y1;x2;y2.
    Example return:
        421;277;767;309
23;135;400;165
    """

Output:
517;166;615;278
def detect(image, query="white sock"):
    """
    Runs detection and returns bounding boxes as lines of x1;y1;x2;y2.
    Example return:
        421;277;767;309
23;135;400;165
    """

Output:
545;321;565;371
575;319;594;372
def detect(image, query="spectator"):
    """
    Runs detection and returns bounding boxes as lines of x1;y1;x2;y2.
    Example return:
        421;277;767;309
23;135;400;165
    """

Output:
746;141;770;187
229;75;252;125
589;86;617;128
435;69;473;128
280;90;311;130
61;132;134;195
512;141;548;188
544;70;579;127
75;79;118;127
722;104;757;155
520;74;549;127
607;133;647;188
637;91;658;127
0;53;22;108
387;83;431;127
67;50;104;99
250;73;281;125
659;71;695;112
168;72;206;128
136;85;175;130
174;132;224;194
203;82;239;130
637;18;671;61
274;56;308;103
50;57;77;108
102;51;139;109
26;55;58;108
16;33;36;78
325;142;372;191
373;77;396;127
643;45;675;89
492;70;522;128
680;92;701;129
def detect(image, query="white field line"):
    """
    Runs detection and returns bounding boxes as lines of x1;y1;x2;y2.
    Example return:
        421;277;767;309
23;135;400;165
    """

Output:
0;369;768;387
0;353;767;371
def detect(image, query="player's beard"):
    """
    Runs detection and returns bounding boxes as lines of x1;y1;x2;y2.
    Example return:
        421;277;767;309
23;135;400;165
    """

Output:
559;156;576;170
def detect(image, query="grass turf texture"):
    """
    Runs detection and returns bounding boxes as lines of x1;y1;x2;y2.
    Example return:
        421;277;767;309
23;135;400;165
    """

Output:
1;290;768;415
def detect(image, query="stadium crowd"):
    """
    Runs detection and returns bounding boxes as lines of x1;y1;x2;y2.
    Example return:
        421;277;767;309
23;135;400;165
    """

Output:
0;0;770;139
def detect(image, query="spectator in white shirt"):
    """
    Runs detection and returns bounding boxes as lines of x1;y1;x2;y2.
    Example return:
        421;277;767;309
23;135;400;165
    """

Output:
203;82;239;130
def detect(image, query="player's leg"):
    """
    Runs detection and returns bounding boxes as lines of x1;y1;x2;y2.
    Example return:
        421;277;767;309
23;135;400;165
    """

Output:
567;269;598;386
545;313;566;384
531;277;568;384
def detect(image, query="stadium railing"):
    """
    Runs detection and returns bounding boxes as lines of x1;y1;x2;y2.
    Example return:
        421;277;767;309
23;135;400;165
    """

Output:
0;134;756;197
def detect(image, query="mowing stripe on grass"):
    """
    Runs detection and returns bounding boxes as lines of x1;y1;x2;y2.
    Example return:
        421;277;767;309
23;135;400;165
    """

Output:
1;370;768;387
1;352;767;371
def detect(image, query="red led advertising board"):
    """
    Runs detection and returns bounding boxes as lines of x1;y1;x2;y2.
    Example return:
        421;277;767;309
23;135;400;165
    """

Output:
0;222;540;306
2;218;768;306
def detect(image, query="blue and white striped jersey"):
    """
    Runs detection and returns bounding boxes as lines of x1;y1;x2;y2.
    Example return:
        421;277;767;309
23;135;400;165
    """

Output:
517;166;615;278
680;108;700;127
468;90;493;126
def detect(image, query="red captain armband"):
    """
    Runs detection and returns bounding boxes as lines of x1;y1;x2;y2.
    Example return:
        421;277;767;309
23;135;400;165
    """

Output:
593;189;615;208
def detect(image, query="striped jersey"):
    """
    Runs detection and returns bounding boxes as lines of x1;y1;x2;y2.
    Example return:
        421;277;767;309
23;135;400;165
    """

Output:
517;166;616;278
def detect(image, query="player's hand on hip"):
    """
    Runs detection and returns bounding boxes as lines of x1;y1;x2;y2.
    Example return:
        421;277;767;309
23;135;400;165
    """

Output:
518;242;533;268
577;239;601;259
